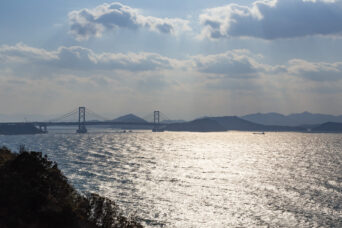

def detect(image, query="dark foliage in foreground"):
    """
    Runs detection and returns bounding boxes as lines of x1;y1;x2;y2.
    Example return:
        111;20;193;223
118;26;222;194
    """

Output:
0;147;143;228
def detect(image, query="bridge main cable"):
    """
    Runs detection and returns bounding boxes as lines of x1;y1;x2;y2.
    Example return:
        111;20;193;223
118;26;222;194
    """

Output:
85;108;110;121
46;108;79;122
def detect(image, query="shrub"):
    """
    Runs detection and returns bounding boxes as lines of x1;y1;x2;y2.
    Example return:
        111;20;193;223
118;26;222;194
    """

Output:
0;147;142;228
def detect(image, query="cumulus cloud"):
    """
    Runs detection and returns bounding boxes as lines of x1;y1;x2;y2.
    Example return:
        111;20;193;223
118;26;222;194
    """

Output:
190;50;267;79
0;43;175;74
1;43;342;116
69;2;191;40
287;59;342;81
1;43;342;83
200;0;342;40
187;49;342;82
0;43;57;63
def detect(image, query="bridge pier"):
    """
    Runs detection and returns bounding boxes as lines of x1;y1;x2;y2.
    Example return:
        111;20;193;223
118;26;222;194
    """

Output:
76;107;87;133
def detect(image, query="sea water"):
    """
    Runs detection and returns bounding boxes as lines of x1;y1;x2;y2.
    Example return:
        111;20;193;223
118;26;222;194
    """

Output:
0;129;341;227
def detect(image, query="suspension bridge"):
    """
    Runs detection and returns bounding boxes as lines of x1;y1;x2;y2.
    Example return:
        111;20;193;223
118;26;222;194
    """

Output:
0;107;171;133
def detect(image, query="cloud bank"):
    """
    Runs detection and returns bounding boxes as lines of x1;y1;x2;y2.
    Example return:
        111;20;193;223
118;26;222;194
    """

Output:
288;59;342;81
1;43;342;84
200;0;342;40
0;43;175;74
69;2;191;40
1;43;342;116
191;50;267;79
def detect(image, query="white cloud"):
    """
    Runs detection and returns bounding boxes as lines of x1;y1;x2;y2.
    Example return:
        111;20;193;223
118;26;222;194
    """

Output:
1;43;342;116
0;43;57;63
200;0;342;40
0;43;175;75
1;43;342;83
287;59;342;81
69;2;191;41
190;50;267;79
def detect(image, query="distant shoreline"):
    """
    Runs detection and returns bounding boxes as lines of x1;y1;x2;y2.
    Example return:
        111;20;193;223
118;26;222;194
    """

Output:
0;123;44;135
1;117;342;135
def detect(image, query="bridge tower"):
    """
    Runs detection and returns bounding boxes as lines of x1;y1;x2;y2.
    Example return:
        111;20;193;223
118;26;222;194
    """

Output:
153;110;163;132
77;106;87;133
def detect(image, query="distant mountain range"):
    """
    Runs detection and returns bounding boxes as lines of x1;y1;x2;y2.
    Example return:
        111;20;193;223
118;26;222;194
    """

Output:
112;114;147;123
112;114;185;124
1;111;341;127
165;118;227;132
160;119;185;124
166;116;305;132
311;122;342;132
1;112;342;133
111;114;151;129
166;116;342;133
241;112;342;126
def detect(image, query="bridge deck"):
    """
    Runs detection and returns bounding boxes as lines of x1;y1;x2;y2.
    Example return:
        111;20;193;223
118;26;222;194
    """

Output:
0;121;166;126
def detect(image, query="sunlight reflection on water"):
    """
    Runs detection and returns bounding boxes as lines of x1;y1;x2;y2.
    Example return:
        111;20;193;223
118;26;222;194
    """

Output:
0;130;341;227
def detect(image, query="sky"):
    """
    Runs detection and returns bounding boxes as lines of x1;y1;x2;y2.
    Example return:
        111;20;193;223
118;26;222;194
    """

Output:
1;0;342;120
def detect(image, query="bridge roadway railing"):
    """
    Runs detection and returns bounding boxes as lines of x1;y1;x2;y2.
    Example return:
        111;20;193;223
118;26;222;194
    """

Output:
30;121;167;127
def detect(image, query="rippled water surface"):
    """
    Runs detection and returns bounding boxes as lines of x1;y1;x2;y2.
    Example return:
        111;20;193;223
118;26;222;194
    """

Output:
1;129;341;227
